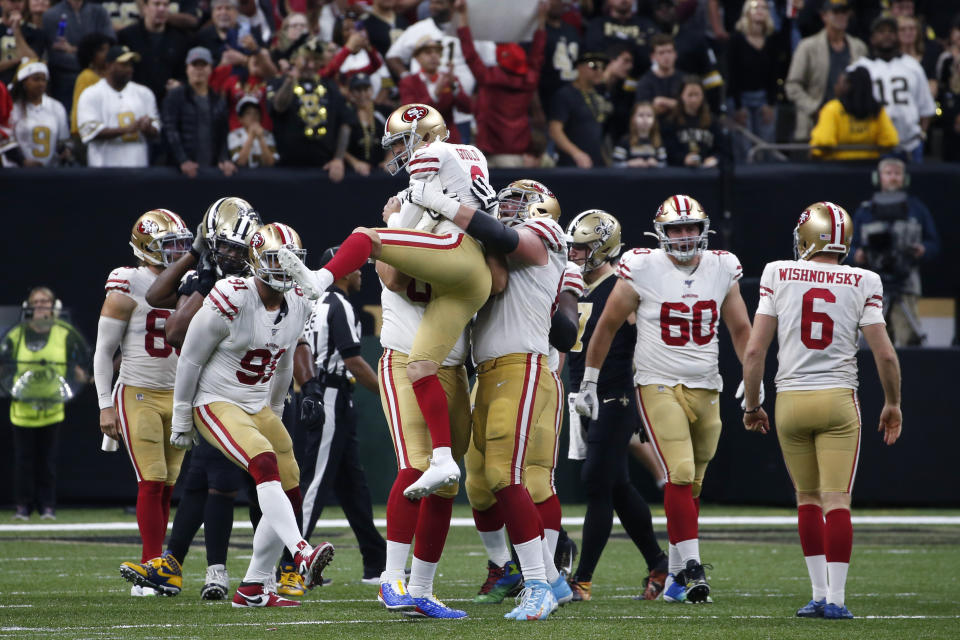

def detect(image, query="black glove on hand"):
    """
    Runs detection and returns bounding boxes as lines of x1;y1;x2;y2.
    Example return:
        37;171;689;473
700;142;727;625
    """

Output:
299;379;325;430
196;251;218;297
470;176;499;215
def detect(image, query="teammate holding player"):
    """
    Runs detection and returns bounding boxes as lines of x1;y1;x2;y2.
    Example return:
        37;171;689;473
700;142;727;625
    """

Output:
741;202;902;620
576;195;753;604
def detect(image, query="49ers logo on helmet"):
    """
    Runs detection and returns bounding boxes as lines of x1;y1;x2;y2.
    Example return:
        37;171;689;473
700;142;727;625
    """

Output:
138;219;160;234
250;232;265;249
797;211;811;226
530;182;555;198
401;105;429;123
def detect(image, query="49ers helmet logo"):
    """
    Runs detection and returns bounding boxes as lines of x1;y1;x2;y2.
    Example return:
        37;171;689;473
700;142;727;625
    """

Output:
250;232;265;249
530;182;555;198
138;219;160;234
797;211;811;226
401;105;428;123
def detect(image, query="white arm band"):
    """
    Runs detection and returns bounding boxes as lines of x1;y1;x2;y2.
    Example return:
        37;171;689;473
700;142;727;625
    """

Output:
173;305;228;430
94;316;127;409
582;366;600;385
270;348;294;418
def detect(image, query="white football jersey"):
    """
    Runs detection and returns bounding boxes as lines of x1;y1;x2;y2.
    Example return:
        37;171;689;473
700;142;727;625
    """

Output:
547;261;586;372
849;55;935;151
618;248;743;390
193;276;314;413
380;279;469;366
10;95;69;166
77;78;160;167
756;259;885;392
473;218;567;363
105;266;178;390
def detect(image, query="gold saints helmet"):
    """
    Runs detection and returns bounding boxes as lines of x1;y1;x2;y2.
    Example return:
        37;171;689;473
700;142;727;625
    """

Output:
130;209;193;267
249;222;306;292
566;209;623;272
496;179;561;224
648;194;711;263
382;103;449;175
794;201;853;261
203;197;262;275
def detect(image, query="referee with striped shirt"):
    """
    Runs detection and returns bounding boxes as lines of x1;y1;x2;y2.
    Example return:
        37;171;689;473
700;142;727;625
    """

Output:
295;246;386;583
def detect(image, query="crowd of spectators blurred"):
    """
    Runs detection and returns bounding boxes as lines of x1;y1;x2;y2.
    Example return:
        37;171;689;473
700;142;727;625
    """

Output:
2;0;960;176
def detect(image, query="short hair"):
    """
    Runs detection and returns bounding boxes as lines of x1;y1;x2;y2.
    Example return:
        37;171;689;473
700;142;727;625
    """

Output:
211;0;238;8
77;32;116;70
878;157;905;173
650;33;675;50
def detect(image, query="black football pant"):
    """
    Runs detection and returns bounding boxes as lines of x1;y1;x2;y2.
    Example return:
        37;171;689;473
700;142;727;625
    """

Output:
12;423;59;512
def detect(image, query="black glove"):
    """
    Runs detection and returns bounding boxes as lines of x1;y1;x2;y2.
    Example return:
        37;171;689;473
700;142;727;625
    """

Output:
299;379;325;430
470;176;499;215
196;251;218;297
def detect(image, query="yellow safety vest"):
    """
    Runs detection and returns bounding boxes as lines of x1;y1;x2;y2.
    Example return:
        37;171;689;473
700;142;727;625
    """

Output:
8;322;70;427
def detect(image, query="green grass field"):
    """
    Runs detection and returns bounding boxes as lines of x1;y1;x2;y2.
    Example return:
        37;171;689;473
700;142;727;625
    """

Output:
1;504;958;639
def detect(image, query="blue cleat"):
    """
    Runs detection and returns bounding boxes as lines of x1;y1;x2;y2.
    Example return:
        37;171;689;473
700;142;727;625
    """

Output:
823;603;854;619
504;580;558;620
550;574;573;605
662;574;686;603
401;594;468;619
119;550;182;596
796;599;826;618
378;579;415;611
474;560;524;604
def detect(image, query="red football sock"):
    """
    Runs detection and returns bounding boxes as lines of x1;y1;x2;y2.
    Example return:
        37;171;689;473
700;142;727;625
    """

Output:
534;494;562;532
386;468;422;543
495;484;543;543
160;484;174;541
663;483;698;544
824;508;852;563
798;504;825;557
323;232;372;281
136;480;166;562
413;495;454;563
473;502;505;533
693;496;700;517
285;487;304;535
411;375;451;449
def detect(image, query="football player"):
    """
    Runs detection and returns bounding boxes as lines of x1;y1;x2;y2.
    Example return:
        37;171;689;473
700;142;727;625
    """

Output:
93;209;193;597
575;195;753;604
169;223;334;608
279;103;495;500
741;202;902;620
563;210;668;603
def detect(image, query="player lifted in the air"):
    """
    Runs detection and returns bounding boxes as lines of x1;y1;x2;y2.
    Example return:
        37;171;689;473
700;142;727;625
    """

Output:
741;202;902;620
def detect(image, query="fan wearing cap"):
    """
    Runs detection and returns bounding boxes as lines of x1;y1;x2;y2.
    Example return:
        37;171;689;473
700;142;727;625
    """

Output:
228;92;278;167
0;0;46;87
548;50;610;168
398;34;470;144
343;72;390;174
8;59;71;166
76;44;160;167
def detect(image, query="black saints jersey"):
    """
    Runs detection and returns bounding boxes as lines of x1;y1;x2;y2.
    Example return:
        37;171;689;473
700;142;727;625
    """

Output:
567;270;636;393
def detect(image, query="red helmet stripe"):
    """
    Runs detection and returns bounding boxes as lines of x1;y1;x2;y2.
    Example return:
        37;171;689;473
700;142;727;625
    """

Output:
275;224;290;244
673;195;681;215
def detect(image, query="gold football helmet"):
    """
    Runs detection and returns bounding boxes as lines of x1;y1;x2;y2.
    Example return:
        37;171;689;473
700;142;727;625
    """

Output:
382;103;449;175
130;209;193;267
496;179;561;225
794;201;853;261
203;197;262;275
249;222;306;292
566;209;623;272
647;194;711;263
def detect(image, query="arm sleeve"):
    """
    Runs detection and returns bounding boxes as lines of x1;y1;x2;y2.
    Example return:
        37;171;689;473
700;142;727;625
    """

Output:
756;262;777;317
93;316;128;409
465;210;520;254
269;347;293;417
173;304;229;431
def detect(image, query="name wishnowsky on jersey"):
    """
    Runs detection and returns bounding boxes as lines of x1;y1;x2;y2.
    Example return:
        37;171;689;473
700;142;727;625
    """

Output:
778;268;864;287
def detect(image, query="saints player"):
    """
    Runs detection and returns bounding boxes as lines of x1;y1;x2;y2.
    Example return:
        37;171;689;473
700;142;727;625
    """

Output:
93;209;193;597
279;103;494;500
575;195;753;604
742;202;902;620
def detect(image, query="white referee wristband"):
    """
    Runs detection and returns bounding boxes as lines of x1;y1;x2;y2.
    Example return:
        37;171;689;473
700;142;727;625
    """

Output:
582;366;600;385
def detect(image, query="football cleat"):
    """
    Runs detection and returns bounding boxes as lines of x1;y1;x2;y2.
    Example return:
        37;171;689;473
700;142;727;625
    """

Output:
130;584;158;597
568;578;591;602
662;574;686;603
277;246;327;300
678;560;711;604
550;574;573;605
554;531;577;578
378;579;415;611
402;456;461;499
639;566;668;601
474;560;523;604
505;580;558;620
360;569;383;586
201;564;229;600
294;541;335;589
401;594;468;619
12;506;29;521
231;582;300;608
823;603;854;619
796;598;826;618
120;551;183;596
276;563;306;597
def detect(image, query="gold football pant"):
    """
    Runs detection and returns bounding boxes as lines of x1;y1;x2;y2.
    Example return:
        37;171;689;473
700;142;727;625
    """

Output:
468;354;558;504
376;229;491;365
775;389;862;493
114;383;183;484
378;348;471;500
193;402;300;491
637;384;721;498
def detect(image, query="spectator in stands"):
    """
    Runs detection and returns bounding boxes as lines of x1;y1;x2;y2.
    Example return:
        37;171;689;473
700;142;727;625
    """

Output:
540;0;581;109
228;93;278;167
600;43;635;144
809;67;899;160
41;0;114;109
118;0;190;104
585;0;657;78
318;0;348;42
785;0;866;142
343;72;389;174
162;47;234;177
210;29;277;131
661;75;721;168
193;0;266;66
272;12;309;71
897;15;940;98
328;7;385;83
398;35;469;143
237;0;275;45
549;50;610;168
634;34;683;117
77;45;159;167
366;0;408;59
455;0;546;166
69;33;112;136
22;0;46;29
649;0;723;110
612;100;666;168
936;19;960;162
1;0;46;87
267;36;349;179
728;0;779;162
8;60;71;166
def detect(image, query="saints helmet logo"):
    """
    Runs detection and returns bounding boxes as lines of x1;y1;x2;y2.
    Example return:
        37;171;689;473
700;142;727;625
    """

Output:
250;232;265;249
593;220;614;240
401;105;429;123
137;219;160;234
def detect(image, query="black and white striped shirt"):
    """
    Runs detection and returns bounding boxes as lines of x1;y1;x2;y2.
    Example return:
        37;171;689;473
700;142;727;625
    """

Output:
301;286;362;378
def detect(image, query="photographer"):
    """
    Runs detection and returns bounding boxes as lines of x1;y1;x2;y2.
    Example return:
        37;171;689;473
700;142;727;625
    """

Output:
851;157;940;346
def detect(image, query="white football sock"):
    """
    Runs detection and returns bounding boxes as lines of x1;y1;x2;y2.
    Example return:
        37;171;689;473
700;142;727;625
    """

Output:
382;540;410;582
542;537;560;583
544;528;560;558
244;518;285;584
827;562;849;607
256;481;307;556
477;525;511;567
313;268;334;293
676;539;701;565
514;537;546;582
431;446;453;463
805;554;828;601
407;557;438;598
668;543;683;575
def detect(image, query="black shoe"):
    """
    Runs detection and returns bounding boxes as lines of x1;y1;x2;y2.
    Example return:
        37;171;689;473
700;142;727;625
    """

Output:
680;559;711;603
554;529;578;578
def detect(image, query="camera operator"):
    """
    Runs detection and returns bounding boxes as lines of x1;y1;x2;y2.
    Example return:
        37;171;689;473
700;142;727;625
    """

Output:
851;157;940;346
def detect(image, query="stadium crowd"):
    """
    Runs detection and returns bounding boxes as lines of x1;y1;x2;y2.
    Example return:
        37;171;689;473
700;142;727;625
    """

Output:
1;0;959;175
